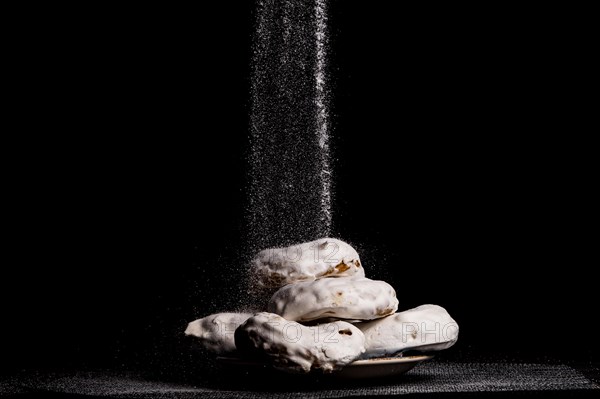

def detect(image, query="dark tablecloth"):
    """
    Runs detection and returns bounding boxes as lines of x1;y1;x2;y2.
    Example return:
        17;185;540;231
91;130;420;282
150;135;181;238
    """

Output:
1;361;598;398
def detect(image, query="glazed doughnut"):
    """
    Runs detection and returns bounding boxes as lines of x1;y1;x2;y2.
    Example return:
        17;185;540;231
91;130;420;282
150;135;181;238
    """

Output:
234;312;365;373
184;312;252;354
253;238;364;288
268;277;398;322
356;304;459;358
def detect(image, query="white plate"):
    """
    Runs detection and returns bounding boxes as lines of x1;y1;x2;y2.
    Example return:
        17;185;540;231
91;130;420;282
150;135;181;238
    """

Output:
335;355;433;379
217;355;433;379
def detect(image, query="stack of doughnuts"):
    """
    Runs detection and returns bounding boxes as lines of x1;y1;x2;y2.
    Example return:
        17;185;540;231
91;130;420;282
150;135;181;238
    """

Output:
185;238;459;374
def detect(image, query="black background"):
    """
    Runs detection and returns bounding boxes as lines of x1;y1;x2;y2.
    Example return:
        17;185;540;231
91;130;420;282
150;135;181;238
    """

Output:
2;2;596;375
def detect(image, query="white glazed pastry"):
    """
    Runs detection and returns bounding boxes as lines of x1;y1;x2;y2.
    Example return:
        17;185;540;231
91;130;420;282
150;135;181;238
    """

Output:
356;304;459;359
184;312;252;354
268;277;398;322
253;238;364;288
235;312;366;373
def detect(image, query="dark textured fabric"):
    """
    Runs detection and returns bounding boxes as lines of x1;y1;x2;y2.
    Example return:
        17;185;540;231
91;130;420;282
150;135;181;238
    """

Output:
1;362;598;398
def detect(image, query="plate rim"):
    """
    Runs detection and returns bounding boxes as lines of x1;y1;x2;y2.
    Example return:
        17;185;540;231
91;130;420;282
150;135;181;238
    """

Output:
347;355;433;367
216;354;433;367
